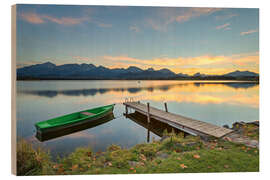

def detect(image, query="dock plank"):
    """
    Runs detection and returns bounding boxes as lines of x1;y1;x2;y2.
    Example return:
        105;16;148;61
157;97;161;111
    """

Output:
124;102;233;138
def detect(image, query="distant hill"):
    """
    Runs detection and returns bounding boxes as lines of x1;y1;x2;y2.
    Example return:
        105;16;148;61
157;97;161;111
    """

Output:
17;62;259;80
224;70;259;77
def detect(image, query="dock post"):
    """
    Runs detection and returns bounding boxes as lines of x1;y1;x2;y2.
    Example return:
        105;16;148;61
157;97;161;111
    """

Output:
147;102;150;123
164;102;168;112
183;132;187;138
147;126;150;143
125;105;128;115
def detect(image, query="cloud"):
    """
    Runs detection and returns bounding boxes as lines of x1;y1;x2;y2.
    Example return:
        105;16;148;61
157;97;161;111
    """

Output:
16;61;37;68
175;8;222;23
20;12;115;28
146;7;222;31
20;12;89;25
232;54;259;66
129;25;140;32
97;23;112;28
20;12;45;24
146;19;167;32
216;23;230;30
215;13;238;20
72;56;93;61
101;52;259;75
240;29;258;36
103;55;224;67
42;15;88;25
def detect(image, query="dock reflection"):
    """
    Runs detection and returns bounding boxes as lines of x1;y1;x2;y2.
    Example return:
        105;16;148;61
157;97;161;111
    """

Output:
125;112;187;142
36;114;115;142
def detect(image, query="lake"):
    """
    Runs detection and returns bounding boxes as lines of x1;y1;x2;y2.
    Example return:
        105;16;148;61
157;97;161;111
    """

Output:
16;80;259;159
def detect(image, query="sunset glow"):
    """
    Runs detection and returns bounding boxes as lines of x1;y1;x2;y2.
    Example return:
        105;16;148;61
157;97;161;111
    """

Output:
16;5;259;75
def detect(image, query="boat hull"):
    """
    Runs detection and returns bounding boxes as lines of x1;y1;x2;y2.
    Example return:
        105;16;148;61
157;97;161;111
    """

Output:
35;104;115;134
36;113;115;141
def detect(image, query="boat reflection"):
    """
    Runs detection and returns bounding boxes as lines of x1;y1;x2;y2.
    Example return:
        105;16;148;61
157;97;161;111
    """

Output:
125;112;188;142
36;114;115;142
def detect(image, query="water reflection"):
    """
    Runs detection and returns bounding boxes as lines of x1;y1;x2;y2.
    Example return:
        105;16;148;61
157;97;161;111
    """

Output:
16;80;259;157
36;114;115;142
19;82;258;98
125;112;187;142
193;82;258;89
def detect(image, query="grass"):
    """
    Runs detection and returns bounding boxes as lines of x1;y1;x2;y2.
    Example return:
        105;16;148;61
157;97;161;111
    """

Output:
16;139;54;175
16;126;259;175
243;124;259;140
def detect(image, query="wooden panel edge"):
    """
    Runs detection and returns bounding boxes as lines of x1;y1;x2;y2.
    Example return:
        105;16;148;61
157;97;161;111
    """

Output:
11;4;17;175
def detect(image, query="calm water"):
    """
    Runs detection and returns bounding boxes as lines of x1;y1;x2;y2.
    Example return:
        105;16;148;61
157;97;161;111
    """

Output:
16;80;259;158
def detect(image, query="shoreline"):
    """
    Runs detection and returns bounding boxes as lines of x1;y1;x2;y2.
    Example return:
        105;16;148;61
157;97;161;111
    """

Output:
16;79;259;82
16;121;259;175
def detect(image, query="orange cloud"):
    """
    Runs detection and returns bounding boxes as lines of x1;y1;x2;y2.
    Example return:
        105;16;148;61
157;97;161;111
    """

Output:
20;12;89;25
20;12;44;24
216;23;230;30
97;23;112;28
101;52;259;75
16;61;37;68
103;55;225;67
167;68;255;76
240;29;258;36
177;8;222;22
233;54;259;66
72;56;93;61
42;15;88;25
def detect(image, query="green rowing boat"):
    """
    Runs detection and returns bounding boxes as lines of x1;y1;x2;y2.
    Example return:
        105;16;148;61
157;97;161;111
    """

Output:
36;114;115;142
35;104;115;133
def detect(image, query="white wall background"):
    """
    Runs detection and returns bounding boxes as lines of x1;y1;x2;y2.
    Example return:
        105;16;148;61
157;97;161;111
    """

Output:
1;0;269;179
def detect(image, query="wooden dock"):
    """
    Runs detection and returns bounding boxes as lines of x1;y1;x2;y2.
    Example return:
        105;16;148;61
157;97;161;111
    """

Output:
123;102;233;138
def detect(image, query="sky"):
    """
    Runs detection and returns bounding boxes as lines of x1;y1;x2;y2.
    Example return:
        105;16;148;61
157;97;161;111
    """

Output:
16;4;259;75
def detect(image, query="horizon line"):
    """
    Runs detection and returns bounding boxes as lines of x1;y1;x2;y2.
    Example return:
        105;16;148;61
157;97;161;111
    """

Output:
17;61;259;76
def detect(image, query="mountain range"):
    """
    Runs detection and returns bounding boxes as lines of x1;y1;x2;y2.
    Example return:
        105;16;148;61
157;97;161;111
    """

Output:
17;62;259;80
